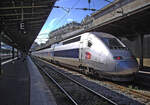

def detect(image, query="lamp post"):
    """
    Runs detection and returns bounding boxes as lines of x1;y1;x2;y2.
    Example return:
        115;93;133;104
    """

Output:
139;34;144;70
12;47;14;59
0;30;2;75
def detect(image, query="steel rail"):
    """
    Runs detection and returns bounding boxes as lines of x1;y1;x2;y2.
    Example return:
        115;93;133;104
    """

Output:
46;65;117;105
36;57;117;105
34;62;78;105
105;81;150;102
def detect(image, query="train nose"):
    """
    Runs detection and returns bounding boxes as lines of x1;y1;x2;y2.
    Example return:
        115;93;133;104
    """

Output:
115;61;138;75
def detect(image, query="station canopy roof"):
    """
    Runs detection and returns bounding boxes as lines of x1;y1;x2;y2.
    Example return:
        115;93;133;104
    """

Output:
88;1;150;40
0;0;56;52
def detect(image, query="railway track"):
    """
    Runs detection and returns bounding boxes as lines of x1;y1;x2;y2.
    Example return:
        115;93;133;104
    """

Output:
102;81;150;104
134;70;150;88
32;56;150;104
33;59;117;105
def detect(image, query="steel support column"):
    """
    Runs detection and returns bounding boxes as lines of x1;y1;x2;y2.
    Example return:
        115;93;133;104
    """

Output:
139;34;144;69
0;30;2;75
17;49;19;57
12;47;14;59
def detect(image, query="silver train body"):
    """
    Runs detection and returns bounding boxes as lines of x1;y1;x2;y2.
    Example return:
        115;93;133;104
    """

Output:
32;32;139;81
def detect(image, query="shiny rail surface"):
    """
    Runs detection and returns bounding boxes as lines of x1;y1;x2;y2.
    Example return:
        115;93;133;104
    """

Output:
34;61;78;105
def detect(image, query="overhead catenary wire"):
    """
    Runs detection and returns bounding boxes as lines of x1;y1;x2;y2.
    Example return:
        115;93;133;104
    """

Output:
52;0;81;30
92;0;95;10
43;0;96;35
104;0;113;3
53;6;97;11
88;0;91;10
51;0;97;28
37;0;98;44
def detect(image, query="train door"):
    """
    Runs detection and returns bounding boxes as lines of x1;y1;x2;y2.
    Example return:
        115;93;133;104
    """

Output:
79;34;89;63
79;41;83;63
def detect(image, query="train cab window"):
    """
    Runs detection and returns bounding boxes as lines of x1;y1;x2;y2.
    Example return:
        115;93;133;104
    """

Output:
101;38;124;49
88;41;92;47
63;36;81;45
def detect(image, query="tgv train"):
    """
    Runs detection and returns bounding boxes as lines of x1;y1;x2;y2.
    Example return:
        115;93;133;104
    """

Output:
32;32;139;81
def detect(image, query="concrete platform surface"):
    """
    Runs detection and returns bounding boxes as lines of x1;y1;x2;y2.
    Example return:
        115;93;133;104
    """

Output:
0;56;57;105
27;56;57;105
0;58;30;105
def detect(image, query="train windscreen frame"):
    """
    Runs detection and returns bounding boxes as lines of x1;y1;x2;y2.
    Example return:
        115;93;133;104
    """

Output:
101;38;125;49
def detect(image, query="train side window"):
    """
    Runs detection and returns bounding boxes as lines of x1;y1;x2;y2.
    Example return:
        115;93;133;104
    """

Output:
63;36;81;45
88;41;92;47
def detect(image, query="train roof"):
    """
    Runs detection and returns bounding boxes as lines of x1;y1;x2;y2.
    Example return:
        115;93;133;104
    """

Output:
89;32;116;38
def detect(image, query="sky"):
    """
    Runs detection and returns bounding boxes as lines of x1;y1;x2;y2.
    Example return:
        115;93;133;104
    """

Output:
35;0;113;44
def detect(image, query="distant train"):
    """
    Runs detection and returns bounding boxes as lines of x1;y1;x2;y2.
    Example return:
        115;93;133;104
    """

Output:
1;47;12;60
32;32;139;81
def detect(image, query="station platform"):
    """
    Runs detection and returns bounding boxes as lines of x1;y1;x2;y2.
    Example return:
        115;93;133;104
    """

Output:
0;56;57;105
